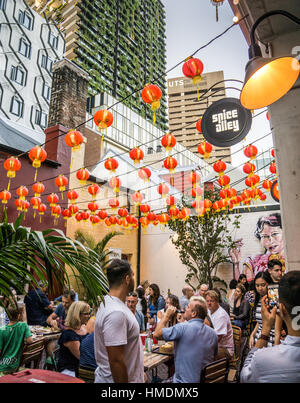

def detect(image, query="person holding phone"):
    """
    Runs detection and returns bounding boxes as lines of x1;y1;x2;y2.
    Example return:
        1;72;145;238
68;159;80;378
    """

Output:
157;294;182;326
249;272;281;348
241;271;300;383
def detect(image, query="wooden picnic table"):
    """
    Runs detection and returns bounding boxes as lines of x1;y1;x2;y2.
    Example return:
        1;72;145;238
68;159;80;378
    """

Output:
143;350;171;371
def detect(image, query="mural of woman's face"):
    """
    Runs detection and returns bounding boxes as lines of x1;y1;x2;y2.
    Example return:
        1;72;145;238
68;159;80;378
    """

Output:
260;224;284;255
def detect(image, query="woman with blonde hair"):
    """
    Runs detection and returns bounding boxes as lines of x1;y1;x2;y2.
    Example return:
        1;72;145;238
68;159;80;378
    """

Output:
57;301;90;377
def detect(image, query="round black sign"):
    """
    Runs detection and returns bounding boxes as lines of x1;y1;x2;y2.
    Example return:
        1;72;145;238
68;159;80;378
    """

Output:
201;97;252;147
271;180;280;203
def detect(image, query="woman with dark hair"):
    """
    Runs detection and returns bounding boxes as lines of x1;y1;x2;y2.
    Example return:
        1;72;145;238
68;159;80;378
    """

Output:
231;284;250;330
249;272;281;348
226;279;238;311
229;213;285;282
157;294;180;326
135;286;147;317
147;284;165;321
238;274;249;291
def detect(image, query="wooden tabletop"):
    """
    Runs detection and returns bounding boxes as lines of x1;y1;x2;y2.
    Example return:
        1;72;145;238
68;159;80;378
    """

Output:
143;349;172;371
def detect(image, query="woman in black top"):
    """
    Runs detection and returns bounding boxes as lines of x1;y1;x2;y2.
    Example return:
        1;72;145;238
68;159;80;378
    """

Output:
231;284;250;330
57;301;90;377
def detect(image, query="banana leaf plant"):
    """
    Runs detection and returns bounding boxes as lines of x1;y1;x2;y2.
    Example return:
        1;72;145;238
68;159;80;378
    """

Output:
0;211;109;309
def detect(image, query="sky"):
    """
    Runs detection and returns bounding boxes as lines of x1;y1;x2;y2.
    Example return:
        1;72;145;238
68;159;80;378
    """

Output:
161;0;273;167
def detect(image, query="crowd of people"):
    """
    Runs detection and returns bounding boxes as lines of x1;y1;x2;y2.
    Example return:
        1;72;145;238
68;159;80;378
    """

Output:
1;257;300;383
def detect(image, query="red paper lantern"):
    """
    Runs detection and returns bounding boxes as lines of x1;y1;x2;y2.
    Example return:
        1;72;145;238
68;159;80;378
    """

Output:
260;193;267;202
271;149;275;158
0;189;11;204
48;193;59;207
105;217;112;227
31;197;41;218
196;118;202;134
90;215;101;225
109;198;119;210
129;147;144;165
15;199;23;211
213;160;227;177
21;200;30;212
140;204;151;215
88;184;100;199
245;175;260;188
28;146;47;168
158;213;170;225
67;190;79;204
98;210;108;221
243;162;256;176
139;216;149;228
241;189;252;203
32;182;45;197
38;203;47;216
166;195;177;207
4;157;21;178
192;199;204;210
109;177;121;193
218;199;228;211
126;214;137;227
164;156;177;173
147;212;157;223
69;204;79;216
65;130;84;151
118;208;129;218
169;206;179;219
62;209;72;220
213;201;220;213
141;84;162;124
180;207;191;221
93;109;113;130
161;133;176;153
75;212;83;222
82;211;91;222
104;157;118;173
218;175;230;188
198;141;212;159
109;215;118;226
138;167;151;182
182;57;204;86
76;168;90;185
51;204;61;218
244;144;258;160
191;187;203;199
16;186;28;200
157;183;169;198
262;179;273;192
88;201;99;215
188;172;201;188
131;191;144;205
269;161;277;175
55;175;68;192
204;199;212;212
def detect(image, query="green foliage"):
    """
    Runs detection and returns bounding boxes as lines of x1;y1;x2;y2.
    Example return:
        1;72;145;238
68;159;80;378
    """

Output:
168;189;241;290
0;212;109;309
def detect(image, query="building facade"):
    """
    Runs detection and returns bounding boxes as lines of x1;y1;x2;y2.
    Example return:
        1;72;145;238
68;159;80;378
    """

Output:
168;71;232;164
0;0;65;132
27;0;168;131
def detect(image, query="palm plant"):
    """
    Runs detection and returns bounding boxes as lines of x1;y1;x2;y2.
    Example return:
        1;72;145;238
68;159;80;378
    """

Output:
0;212;108;308
74;229;123;272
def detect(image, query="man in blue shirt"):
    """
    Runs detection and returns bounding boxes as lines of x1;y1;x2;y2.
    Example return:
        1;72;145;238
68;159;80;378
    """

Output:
24;283;53;326
46;289;76;329
127;292;145;332
154;300;218;383
241;271;300;383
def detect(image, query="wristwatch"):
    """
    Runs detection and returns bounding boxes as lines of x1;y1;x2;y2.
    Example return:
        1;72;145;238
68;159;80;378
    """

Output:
259;333;270;341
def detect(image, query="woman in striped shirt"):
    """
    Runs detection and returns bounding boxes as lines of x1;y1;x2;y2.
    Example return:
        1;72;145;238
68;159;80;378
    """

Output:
249;272;281;348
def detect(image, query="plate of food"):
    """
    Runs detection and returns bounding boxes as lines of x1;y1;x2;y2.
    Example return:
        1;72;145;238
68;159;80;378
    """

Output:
152;342;174;356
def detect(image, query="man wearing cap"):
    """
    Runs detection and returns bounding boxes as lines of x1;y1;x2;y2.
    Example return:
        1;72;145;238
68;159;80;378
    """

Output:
24;282;53;326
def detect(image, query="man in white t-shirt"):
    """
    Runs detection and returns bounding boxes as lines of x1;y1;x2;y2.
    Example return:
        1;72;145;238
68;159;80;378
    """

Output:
94;259;144;383
206;290;234;359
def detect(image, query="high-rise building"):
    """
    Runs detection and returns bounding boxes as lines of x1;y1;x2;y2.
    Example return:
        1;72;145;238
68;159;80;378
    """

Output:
0;0;65;133
27;0;168;131
168;71;232;164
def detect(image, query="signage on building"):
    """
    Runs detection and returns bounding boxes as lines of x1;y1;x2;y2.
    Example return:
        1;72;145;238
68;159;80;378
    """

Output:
201;98;252;147
109;248;122;261
271;180;280;203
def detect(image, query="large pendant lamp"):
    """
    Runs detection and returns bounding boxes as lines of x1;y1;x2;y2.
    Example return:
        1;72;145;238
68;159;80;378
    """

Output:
240;10;300;110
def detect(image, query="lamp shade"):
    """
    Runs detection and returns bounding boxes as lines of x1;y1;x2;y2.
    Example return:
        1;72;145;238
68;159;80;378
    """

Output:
240;56;300;110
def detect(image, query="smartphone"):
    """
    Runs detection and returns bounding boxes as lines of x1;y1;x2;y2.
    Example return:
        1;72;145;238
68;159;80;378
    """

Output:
267;284;279;309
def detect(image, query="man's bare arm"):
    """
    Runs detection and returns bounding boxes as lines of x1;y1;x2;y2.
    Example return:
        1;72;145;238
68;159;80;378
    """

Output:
106;345;128;383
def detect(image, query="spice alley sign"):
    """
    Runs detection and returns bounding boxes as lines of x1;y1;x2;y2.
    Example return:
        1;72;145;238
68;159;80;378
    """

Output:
201;98;252;147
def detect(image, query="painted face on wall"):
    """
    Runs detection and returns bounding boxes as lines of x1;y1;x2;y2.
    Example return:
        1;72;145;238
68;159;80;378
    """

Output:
260;224;284;255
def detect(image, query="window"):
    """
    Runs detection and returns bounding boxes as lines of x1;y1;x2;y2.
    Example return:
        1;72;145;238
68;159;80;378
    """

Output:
41;54;53;73
10;66;25;86
49;32;59;49
18;38;31;58
0;0;7;11
18;10;32;30
10;96;23;117
42;83;51;101
35;109;47;128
